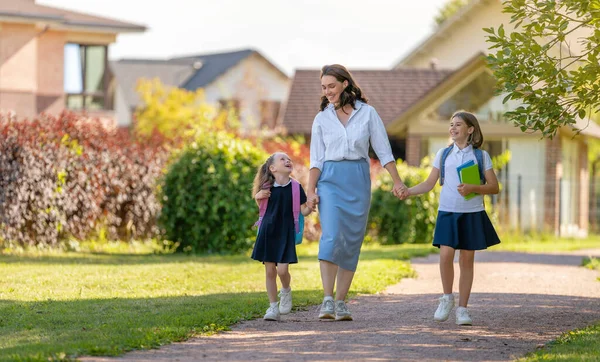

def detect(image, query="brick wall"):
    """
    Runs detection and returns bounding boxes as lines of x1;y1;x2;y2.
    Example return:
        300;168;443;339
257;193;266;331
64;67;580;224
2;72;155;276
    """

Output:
0;23;37;92
0;23;66;117
579;141;589;233
406;134;421;166
543;137;561;234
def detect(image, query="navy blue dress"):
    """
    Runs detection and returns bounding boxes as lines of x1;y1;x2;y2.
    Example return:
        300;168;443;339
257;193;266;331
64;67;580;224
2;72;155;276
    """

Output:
251;182;307;264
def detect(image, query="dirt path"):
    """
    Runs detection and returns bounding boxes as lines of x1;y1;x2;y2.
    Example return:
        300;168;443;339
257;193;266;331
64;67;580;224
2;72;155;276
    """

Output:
82;249;600;362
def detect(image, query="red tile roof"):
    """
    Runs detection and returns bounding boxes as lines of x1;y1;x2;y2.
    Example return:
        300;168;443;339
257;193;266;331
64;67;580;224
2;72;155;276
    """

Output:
0;0;145;32
281;68;452;134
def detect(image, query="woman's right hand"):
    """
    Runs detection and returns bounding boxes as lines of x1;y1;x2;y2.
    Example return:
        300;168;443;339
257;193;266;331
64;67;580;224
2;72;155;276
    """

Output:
255;189;271;201
307;191;319;208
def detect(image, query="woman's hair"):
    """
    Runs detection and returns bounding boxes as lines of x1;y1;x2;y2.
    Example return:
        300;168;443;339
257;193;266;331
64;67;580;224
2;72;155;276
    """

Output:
252;153;276;196
320;64;368;112
452;111;484;149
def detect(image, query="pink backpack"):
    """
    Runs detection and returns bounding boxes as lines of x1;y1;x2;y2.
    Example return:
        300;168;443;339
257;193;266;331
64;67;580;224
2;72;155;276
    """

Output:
254;179;304;245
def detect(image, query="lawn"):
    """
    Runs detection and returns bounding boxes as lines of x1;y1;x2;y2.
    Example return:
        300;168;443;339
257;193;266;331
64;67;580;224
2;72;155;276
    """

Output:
519;323;600;362
0;242;435;361
492;233;600;252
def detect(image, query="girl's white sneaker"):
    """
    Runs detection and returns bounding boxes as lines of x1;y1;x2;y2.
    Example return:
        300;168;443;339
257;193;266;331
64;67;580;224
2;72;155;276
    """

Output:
455;306;473;325
263;305;280;321
433;295;455;322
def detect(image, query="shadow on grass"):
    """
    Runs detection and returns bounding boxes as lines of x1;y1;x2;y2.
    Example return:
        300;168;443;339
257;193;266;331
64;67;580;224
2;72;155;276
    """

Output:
0;289;324;361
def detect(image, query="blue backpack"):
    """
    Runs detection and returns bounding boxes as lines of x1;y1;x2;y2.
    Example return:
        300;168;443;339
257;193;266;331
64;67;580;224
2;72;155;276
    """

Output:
439;145;486;186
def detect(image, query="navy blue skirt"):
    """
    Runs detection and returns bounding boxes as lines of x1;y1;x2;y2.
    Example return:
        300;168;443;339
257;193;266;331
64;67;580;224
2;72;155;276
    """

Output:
432;211;501;250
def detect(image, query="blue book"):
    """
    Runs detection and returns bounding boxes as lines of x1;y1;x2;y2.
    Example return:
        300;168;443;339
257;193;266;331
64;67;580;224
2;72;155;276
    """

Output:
456;160;475;181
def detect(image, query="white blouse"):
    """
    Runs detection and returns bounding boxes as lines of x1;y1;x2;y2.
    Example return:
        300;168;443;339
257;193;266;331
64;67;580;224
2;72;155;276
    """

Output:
309;101;395;171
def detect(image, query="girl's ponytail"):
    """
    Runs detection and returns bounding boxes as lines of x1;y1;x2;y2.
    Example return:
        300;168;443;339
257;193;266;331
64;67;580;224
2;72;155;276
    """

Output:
252;155;276;196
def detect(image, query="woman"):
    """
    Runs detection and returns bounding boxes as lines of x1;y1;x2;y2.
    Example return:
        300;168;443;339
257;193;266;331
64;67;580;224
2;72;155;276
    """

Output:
308;64;406;321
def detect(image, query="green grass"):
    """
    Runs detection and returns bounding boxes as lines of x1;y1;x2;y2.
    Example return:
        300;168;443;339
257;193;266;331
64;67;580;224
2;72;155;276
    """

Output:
583;256;600;271
0;242;435;361
493;233;600;252
519;323;600;362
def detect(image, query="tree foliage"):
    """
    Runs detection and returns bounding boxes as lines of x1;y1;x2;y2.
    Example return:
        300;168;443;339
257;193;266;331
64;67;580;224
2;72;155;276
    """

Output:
134;78;239;140
485;0;600;138
158;131;266;254
434;0;468;26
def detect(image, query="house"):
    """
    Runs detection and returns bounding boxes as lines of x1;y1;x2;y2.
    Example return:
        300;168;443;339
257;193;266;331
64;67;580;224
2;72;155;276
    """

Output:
111;48;290;129
0;0;145;120
282;0;599;236
281;68;452;159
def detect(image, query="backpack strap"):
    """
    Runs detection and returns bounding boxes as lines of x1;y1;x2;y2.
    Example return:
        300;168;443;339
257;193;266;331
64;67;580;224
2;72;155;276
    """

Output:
474;148;486;185
291;179;300;234
439;145;454;186
254;182;272;229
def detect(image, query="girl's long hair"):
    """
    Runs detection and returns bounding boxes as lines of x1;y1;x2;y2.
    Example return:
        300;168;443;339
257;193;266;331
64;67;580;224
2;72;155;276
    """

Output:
452;111;484;149
319;64;368;112
252;154;276;196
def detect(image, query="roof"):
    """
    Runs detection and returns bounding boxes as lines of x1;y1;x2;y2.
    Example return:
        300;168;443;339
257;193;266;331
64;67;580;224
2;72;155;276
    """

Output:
392;0;486;68
112;48;288;109
0;0;146;33
110;60;197;109
172;49;256;90
281;68;452;134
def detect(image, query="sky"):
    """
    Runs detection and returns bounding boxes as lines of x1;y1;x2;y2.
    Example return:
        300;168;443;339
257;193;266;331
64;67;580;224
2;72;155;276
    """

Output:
39;0;451;76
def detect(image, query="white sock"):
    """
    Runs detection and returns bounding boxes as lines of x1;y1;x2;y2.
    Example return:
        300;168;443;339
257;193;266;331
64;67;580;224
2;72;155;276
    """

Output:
444;293;454;299
281;287;291;293
270;301;278;308
323;295;334;301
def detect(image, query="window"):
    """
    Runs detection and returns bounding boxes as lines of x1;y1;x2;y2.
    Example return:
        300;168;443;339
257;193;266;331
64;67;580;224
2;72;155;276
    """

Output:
430;71;497;121
64;44;110;110
259;100;281;129
218;99;241;116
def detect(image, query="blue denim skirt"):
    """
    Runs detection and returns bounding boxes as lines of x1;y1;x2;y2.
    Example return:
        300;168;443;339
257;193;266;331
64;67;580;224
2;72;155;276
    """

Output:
317;159;371;272
433;211;501;250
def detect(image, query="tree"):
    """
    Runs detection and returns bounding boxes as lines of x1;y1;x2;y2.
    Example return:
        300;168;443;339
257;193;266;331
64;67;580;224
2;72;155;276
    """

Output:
485;0;600;138
434;0;468;26
134;78;239;140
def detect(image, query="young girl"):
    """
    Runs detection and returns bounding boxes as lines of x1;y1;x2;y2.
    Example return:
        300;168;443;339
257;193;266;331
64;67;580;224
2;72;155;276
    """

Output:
252;152;315;321
400;111;501;326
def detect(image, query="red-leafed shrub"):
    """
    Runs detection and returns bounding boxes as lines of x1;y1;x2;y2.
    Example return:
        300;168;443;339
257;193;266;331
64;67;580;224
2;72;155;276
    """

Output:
0;112;169;246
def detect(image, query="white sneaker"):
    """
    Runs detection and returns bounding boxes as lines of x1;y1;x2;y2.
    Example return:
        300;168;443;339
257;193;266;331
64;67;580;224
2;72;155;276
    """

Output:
263;305;280;321
318;298;335;319
456;306;473;325
279;290;292;315
334;300;353;321
433;295;455;322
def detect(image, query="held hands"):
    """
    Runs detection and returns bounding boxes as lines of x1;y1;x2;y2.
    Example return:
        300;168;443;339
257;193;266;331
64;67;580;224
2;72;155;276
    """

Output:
307;192;319;212
307;197;318;211
392;182;409;200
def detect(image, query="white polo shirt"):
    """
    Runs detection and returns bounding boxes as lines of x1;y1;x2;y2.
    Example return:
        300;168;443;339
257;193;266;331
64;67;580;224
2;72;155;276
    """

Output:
433;144;493;213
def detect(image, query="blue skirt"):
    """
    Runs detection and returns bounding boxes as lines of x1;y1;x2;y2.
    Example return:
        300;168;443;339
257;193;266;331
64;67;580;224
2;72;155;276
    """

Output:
433;211;501;250
317;159;371;272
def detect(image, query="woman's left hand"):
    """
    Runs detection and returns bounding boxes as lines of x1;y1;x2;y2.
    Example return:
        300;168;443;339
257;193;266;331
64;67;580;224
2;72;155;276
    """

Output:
457;183;474;197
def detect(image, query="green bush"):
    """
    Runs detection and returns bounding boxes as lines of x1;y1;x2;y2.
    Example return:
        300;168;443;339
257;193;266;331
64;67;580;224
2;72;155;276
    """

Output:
158;131;266;253
368;159;439;244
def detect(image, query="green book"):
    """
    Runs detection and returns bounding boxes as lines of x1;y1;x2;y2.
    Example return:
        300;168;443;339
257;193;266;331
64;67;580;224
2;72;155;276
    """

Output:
458;163;480;200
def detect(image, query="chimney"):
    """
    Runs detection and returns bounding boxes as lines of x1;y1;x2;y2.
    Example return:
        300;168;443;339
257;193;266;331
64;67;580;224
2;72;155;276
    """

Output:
429;57;439;70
